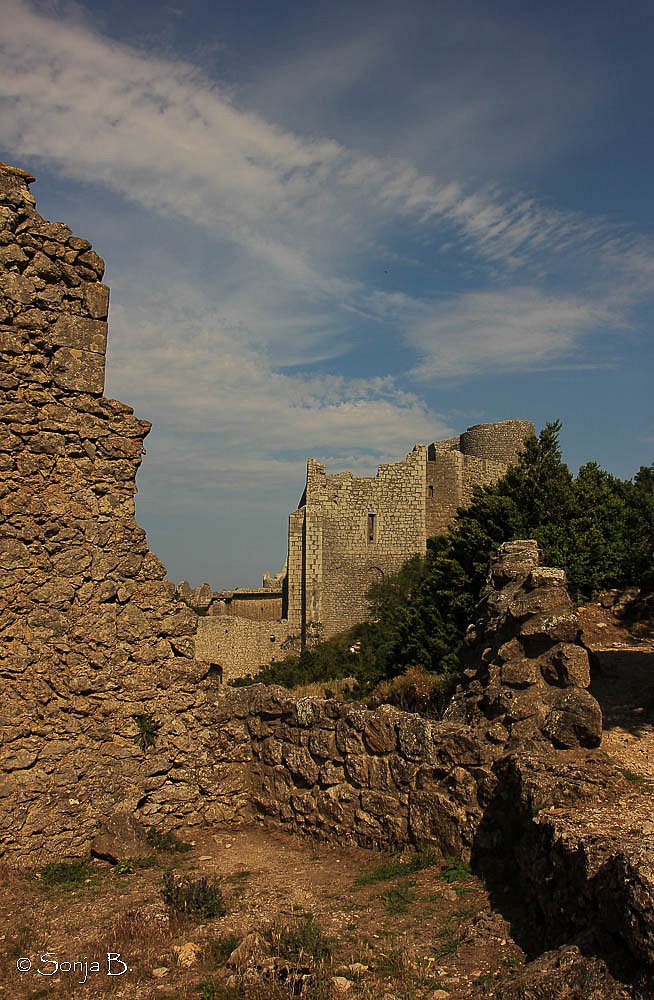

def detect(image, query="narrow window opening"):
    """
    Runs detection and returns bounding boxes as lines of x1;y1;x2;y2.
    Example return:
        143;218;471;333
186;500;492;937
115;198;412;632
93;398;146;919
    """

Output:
427;484;434;498
367;513;376;543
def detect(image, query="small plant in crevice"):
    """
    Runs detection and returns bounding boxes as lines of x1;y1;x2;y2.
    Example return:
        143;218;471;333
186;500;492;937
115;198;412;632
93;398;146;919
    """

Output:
161;871;226;920
132;713;161;751
146;825;192;853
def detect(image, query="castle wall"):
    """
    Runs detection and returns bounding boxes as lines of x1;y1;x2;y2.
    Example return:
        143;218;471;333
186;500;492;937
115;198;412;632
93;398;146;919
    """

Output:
211;592;283;621
426;420;534;537
195;616;295;681
0;164;250;861
292;446;428;638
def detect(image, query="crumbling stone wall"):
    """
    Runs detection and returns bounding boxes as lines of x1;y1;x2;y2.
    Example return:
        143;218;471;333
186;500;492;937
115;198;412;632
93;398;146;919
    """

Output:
426;420;533;537
195;616;294;682
445;539;602;750
287;448;428;638
0;163;250;862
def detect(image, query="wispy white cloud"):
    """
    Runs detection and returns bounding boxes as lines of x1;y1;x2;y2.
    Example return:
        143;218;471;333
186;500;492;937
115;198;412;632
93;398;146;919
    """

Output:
106;281;448;483
407;287;618;379
0;0;644;286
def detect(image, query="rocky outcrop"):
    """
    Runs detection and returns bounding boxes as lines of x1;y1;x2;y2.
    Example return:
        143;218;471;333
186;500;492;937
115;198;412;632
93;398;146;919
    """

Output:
445;540;602;750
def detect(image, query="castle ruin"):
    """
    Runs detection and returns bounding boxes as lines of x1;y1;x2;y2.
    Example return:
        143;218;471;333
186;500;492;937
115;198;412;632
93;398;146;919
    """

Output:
196;419;534;677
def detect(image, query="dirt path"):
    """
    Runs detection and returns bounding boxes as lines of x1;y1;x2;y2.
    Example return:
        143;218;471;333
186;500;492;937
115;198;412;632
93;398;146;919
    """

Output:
0;825;525;999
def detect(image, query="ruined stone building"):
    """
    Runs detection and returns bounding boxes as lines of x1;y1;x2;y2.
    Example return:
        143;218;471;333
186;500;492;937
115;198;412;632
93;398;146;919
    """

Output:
196;418;534;676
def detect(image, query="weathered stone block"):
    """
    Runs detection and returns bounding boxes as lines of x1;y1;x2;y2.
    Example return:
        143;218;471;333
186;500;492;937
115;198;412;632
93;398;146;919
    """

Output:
52;346;105;394
539;643;591;688
82;283;110;320
282;745;319;786
363;710;398;754
408;789;471;856
501;659;541;688
397;714;431;762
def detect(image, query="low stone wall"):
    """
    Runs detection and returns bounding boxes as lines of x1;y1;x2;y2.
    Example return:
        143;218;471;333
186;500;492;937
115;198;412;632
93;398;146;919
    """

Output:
195;616;295;682
223;686;490;856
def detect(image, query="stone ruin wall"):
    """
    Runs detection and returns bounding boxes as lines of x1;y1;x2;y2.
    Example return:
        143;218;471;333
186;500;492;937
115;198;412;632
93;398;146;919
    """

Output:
214;591;283;621
176;580;283;622
288;447;428;638
0;163;250;862
426;419;534;537
195;615;295;683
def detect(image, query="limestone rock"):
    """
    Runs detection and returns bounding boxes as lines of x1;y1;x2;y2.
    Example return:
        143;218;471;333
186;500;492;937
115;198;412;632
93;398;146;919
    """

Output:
445;540;603;750
543;689;602;748
493;945;632;999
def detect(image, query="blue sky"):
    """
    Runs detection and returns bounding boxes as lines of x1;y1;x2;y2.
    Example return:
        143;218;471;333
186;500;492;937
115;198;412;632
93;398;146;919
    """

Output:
1;0;652;588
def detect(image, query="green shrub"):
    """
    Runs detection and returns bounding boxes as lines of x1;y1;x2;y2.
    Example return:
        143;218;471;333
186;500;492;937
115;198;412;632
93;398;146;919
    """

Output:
146;826;192;853
161;871;226;919
39;861;95;891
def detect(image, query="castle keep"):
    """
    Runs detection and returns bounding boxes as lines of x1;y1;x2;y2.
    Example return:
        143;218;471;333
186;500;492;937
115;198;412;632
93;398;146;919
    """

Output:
196;418;534;676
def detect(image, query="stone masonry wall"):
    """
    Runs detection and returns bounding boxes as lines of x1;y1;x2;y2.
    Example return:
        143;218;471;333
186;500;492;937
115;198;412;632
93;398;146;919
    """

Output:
195;616;295;682
289;447;427;637
426;420;534;537
240;687;490;857
0;164;251;862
